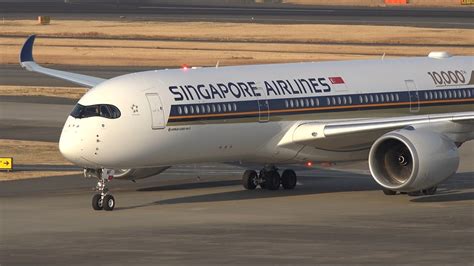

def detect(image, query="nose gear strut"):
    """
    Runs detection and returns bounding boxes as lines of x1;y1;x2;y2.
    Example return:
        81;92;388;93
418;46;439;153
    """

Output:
87;168;116;211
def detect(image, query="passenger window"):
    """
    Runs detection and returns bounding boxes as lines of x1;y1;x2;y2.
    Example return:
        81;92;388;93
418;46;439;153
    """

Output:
233;103;237;111
462;90;467;98
310;98;315;107
374;94;379;102
364;95;369;103
201;105;206;114
337;97;341;105
359;96;363;103
316;98;320;106
195;105;200;114
369;95;374;103
390;94;395;102
467;90;472;98
395;94;399;101
290;100;294;108
380;94;385;102
207;105;211;113
343;97;347;105
300;99;305;107
327;98;331;105
222;104;227;112
217;104;221;112
189;105;194;114
348;96;352;104
332;97;336;105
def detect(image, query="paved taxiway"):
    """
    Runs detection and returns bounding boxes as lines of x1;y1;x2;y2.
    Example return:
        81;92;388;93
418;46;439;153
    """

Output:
1;93;473;264
1;2;473;28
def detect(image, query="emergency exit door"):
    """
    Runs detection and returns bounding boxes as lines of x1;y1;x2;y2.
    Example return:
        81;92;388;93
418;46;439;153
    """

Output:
145;93;165;129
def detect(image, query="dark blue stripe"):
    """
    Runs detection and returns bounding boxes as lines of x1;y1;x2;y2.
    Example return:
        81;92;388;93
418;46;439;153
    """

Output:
168;87;474;123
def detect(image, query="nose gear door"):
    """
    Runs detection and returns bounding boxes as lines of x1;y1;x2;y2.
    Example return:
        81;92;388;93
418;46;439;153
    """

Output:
145;93;165;129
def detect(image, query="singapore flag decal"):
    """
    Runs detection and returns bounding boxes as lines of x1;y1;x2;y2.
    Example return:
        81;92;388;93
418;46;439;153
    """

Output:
328;76;345;85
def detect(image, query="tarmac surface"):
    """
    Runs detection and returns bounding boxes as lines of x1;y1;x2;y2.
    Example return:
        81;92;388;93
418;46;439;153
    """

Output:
0;2;473;28
1;4;473;262
1;94;474;265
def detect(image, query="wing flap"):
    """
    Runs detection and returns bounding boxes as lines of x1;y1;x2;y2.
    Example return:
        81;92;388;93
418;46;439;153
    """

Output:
19;35;105;88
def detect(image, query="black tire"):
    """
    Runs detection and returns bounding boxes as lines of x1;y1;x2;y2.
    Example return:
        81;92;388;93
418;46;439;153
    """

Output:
242;170;258;190
281;169;297;190
422;186;437;195
103;194;115;211
382;189;397;195
92;194;103;210
265;170;280;191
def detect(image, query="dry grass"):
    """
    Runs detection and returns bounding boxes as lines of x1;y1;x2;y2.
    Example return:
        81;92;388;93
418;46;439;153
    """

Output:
0;139;79;181
1;20;472;67
0;85;87;99
0;139;71;165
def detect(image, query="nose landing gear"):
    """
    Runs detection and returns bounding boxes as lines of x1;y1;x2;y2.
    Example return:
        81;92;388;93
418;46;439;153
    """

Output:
86;168;116;211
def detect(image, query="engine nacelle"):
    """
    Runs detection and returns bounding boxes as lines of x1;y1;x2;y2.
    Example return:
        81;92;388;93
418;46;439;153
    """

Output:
369;128;459;192
84;167;169;180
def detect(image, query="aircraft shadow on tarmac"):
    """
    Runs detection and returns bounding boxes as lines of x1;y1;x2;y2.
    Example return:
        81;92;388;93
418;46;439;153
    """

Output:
115;170;474;210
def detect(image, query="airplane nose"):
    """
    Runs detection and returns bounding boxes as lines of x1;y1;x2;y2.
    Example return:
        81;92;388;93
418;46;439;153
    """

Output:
59;125;82;164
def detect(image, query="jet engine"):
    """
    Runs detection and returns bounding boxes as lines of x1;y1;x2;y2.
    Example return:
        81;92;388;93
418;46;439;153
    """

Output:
368;128;459;192
84;167;170;181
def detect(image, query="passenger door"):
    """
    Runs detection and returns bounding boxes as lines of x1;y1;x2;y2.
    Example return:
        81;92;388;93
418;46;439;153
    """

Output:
145;93;165;129
405;80;420;113
255;85;269;122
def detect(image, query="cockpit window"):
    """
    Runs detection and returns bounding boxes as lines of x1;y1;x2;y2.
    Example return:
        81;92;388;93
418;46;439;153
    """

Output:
71;104;121;119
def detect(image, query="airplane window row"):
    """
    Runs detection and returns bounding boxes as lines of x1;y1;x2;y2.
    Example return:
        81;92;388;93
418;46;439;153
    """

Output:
283;93;402;109
359;93;400;104
70;104;121;119
326;96;354;106
177;103;238;115
285;98;320;108
423;89;472;101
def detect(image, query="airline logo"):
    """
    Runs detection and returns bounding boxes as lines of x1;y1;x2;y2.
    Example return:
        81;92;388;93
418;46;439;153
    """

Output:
169;76;344;102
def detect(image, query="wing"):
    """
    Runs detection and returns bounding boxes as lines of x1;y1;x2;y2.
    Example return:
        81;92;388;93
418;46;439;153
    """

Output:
278;112;474;151
20;35;106;88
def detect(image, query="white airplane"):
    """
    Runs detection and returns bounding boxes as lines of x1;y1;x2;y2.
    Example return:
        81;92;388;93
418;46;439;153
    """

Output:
20;35;473;211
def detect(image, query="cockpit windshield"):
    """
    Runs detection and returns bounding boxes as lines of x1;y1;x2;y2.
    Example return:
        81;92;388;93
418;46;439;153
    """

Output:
70;104;121;119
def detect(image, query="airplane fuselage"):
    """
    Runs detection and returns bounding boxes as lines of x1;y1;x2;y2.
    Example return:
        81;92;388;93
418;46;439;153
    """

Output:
58;55;474;169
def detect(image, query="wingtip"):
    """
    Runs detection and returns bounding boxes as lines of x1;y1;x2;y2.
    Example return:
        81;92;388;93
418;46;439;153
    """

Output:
20;34;36;64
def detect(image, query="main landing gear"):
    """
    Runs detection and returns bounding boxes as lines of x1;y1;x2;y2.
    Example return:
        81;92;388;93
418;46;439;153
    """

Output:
242;166;297;191
85;168;116;211
382;186;438;196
